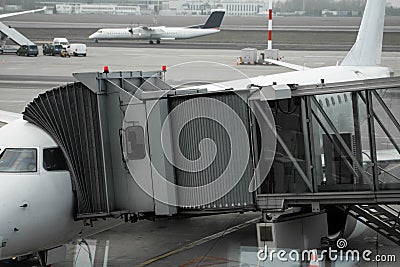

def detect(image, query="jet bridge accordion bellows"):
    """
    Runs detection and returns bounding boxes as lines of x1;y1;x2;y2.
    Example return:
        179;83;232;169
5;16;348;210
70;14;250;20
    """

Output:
23;82;108;217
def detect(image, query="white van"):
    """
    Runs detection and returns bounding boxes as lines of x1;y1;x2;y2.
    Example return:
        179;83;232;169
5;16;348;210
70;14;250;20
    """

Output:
52;38;69;49
66;43;87;57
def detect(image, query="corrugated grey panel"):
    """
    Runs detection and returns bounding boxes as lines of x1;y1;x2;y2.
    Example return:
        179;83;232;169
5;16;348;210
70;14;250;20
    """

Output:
169;92;255;210
23;83;108;217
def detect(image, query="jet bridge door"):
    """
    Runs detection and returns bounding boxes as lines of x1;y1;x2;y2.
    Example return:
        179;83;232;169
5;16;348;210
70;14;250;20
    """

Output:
22;71;174;219
168;92;256;210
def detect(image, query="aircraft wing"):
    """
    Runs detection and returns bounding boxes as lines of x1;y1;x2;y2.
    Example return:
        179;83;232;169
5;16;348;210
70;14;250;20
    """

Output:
140;26;155;31
375;149;400;164
0;110;21;126
265;58;311;71
0;7;46;19
321;149;400;169
140;26;166;34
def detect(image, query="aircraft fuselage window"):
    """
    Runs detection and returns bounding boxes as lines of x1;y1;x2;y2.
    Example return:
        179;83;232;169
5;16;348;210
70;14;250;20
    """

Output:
325;98;330;107
0;148;37;172
43;147;68;171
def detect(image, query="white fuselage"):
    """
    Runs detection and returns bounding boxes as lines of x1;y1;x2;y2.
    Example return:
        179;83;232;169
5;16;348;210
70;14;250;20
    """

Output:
0;120;121;260
200;66;392;91
89;27;220;41
0;120;81;259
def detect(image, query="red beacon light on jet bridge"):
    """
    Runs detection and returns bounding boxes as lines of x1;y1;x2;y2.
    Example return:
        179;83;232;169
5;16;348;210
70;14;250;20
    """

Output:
103;66;109;74
162;65;167;72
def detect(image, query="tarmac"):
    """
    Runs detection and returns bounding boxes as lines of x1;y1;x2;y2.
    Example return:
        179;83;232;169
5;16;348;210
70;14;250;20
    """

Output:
3;14;400;51
0;47;399;113
1;48;400;266
4;14;400;29
1;14;400;267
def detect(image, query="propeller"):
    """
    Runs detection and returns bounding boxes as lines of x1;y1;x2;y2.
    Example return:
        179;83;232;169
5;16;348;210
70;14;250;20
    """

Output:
128;21;134;35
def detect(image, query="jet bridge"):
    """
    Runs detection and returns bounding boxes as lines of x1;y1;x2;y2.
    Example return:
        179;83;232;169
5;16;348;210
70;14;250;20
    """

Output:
22;70;400;239
0;22;35;48
255;77;400;209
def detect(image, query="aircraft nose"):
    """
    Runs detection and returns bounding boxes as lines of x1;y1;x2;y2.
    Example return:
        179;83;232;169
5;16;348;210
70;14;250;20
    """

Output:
0;176;23;259
89;33;97;39
0;172;78;260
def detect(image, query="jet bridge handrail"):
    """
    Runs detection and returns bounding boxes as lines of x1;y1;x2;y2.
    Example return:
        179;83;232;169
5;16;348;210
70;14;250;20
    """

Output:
290;76;400;97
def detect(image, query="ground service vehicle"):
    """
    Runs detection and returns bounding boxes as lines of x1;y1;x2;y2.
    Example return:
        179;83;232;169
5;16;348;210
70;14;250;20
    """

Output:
0;45;18;55
52;38;69;48
43;43;63;56
16;45;38;57
66;43;87;57
60;48;70;58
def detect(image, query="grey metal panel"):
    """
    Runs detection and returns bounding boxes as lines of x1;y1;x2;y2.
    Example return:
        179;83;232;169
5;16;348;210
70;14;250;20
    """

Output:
146;99;178;215
168;92;255;210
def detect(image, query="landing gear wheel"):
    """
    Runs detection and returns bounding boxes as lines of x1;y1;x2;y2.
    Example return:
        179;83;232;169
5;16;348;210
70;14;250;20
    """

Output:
95;39;98;43
156;40;161;44
149;40;154;44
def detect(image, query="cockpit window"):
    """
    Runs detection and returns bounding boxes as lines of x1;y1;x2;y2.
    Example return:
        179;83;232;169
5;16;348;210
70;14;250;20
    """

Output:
43;147;68;171
0;148;37;172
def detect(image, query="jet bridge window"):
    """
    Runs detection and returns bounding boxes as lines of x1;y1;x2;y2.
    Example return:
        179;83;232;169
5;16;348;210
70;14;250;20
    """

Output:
259;98;310;194
43;147;68;171
126;126;146;160
0;148;37;172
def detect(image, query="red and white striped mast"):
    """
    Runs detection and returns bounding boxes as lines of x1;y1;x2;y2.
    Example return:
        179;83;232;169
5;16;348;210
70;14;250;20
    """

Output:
267;0;273;50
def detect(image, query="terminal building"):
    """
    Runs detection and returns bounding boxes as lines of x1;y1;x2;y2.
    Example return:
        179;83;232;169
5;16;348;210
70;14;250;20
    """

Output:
55;4;141;15
36;0;268;16
164;0;267;16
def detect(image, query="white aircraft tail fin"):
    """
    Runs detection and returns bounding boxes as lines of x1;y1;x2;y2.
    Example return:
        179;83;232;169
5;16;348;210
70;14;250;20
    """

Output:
341;0;386;66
